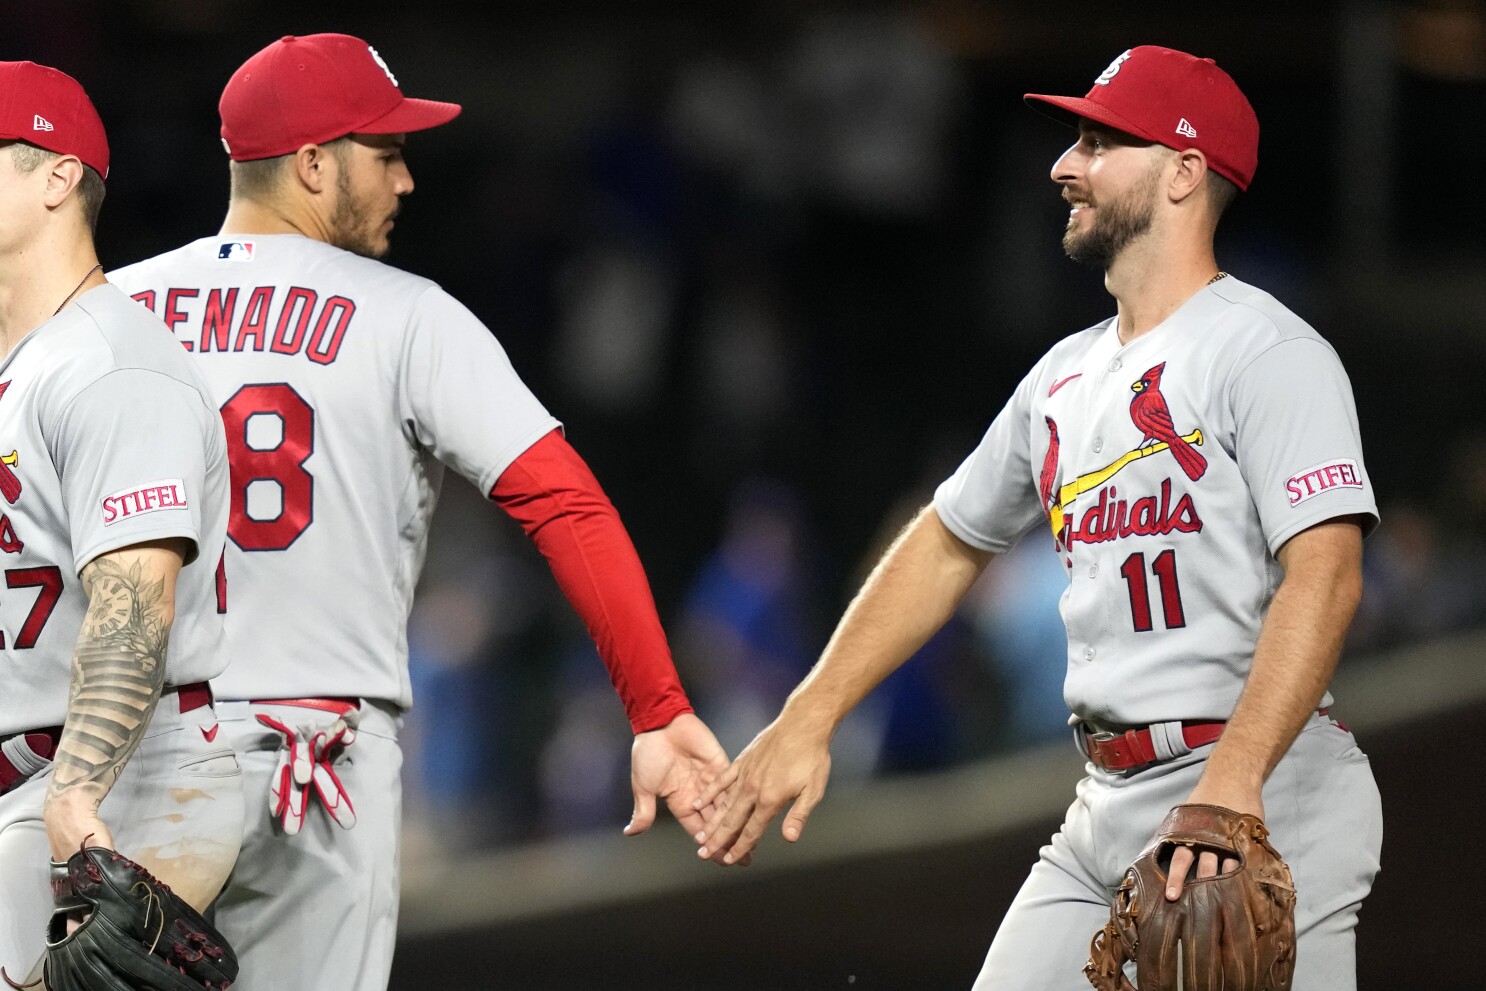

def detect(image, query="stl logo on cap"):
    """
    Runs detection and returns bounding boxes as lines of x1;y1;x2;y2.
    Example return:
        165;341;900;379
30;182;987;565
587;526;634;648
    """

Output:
368;46;398;87
1094;50;1133;86
218;34;461;162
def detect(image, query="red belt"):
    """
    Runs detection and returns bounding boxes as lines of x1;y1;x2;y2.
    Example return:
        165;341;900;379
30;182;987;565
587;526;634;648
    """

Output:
172;681;213;715
249;697;359;716
0;731;60;794
1082;720;1226;772
1082;708;1334;773
0;681;212;796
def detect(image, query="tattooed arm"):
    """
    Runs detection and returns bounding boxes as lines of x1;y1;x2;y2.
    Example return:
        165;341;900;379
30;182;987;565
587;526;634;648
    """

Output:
42;538;191;860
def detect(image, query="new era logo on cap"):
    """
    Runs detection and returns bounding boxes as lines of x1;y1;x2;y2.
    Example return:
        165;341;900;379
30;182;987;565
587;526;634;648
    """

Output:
1176;118;1198;138
32;115;54;132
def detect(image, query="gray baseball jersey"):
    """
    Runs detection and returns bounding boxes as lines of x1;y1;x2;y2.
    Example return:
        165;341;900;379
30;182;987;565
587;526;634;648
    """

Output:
110;234;559;707
934;276;1377;726
0;284;230;734
112;232;560;991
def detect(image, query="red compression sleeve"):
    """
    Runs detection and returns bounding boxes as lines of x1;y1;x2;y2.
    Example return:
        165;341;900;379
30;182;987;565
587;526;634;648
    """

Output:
490;430;693;733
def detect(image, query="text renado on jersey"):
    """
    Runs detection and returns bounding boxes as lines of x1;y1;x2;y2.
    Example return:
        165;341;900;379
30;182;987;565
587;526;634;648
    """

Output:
130;286;354;366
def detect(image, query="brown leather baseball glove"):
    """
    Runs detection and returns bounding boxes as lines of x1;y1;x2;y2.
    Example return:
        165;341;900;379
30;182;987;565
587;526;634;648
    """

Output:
1084;804;1297;991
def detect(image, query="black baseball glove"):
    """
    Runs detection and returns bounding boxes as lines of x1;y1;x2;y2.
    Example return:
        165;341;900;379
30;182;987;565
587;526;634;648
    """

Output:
33;845;237;991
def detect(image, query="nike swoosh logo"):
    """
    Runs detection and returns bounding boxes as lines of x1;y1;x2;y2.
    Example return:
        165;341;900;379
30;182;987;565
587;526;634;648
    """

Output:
200;724;220;743
1048;373;1082;397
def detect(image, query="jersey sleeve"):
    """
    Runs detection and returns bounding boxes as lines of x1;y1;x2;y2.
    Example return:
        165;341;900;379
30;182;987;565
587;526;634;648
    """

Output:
932;364;1046;552
1230;338;1379;554
50;369;213;575
491;430;692;733
397;286;561;493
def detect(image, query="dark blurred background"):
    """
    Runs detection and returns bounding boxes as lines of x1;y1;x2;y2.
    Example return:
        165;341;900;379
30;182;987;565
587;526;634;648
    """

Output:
9;2;1485;988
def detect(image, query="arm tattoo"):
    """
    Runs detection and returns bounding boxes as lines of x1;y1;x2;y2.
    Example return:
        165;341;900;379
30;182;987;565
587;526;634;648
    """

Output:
45;555;173;805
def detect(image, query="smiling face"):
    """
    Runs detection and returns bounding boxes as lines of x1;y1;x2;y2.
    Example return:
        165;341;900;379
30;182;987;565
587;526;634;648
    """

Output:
1051;122;1169;269
327;133;413;259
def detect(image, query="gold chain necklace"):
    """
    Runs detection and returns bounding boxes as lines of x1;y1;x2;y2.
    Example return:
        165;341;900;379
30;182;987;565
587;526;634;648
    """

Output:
53;263;102;316
1206;271;1229;286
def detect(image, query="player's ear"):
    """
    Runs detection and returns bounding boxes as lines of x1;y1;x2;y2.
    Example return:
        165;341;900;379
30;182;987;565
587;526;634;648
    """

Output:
292;144;331;194
1168;148;1208;205
40;155;86;210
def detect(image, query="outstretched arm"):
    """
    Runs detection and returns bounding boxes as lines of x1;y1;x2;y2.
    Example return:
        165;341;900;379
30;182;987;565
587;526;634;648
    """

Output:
492;431;733;837
44;538;190;860
693;503;993;865
1166;517;1364;898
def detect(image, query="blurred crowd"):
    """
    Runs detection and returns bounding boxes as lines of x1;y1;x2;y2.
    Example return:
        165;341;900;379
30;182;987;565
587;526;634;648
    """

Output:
8;2;1482;856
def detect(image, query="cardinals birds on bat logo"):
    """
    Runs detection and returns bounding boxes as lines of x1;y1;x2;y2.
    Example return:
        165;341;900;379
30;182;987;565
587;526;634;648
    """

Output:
1039;416;1061;514
1129;362;1207;481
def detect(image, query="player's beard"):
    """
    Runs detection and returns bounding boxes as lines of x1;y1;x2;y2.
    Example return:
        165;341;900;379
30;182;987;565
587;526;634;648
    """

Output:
328;168;392;260
1062;162;1161;269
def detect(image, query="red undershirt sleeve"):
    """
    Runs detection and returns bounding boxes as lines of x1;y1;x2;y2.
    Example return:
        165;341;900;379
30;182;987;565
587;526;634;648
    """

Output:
490;429;693;734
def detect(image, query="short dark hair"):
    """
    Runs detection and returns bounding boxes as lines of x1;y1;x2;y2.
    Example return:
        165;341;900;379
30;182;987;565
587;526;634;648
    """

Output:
228;154;291;200
7;141;106;233
1207;171;1240;219
228;135;353;201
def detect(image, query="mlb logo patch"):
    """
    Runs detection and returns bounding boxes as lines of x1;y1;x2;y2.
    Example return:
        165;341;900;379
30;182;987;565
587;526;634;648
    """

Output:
217;241;255;262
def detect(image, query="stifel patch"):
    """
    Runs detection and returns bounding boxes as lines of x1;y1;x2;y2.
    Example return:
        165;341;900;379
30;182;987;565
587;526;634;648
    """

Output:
101;479;189;526
1285;459;1363;507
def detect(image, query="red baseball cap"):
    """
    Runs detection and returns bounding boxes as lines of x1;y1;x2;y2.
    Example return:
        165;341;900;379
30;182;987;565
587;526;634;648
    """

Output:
1025;46;1259;190
219;34;462;161
0;61;109;179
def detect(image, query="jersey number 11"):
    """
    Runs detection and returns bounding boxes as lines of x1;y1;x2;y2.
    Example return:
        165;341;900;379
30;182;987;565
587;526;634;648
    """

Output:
1119;549;1187;632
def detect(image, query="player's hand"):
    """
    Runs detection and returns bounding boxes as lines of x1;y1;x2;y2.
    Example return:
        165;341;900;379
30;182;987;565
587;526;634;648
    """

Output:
43;790;116;862
1163;782;1263;901
691;707;832;866
624;712;730;842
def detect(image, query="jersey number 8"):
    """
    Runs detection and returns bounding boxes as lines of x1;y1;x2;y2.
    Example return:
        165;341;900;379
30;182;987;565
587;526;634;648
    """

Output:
220;383;315;552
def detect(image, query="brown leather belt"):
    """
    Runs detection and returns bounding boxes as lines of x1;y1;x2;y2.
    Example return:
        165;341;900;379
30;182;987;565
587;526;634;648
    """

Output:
0;681;213;796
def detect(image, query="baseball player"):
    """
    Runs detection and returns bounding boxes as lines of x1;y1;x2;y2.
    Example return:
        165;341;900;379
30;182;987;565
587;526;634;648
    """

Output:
694;46;1382;990
0;61;242;980
109;34;729;991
